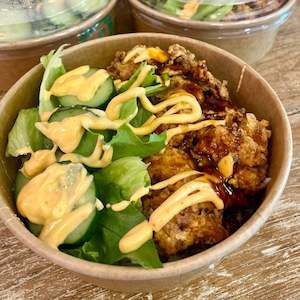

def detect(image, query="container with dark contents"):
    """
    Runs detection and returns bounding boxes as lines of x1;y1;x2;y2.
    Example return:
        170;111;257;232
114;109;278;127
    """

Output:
0;0;117;91
128;0;296;64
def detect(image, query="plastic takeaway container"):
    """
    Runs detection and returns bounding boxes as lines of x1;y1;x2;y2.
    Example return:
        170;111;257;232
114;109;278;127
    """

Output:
128;0;296;64
0;0;117;91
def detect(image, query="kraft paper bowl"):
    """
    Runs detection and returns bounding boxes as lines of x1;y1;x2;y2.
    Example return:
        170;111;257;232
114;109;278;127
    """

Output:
0;33;292;292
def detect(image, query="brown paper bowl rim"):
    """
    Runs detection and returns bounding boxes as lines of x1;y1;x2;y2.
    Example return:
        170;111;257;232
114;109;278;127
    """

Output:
0;0;117;51
128;0;296;31
0;33;293;281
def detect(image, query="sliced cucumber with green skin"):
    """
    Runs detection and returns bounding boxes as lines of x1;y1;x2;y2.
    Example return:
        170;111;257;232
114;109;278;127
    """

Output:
0;7;32;42
42;0;80;27
67;0;108;15
58;69;116;108
63;181;97;245
49;106;87;122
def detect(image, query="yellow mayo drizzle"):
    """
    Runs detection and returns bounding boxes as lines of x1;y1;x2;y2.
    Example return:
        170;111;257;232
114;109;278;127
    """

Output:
130;170;200;202
36;113;123;154
36;116;85;153
21;145;57;177
106;87;202;136
119;175;224;253
60;136;113;168
17;163;94;248
123;47;168;64
50;66;109;102
149;179;224;231
40;202;94;248
166;120;226;144
180;0;200;19
119;220;153;253
111;200;131;212
218;153;234;178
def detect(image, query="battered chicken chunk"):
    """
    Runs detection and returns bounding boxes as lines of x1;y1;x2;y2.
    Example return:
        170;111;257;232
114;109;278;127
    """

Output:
143;147;228;256
189;110;270;191
107;50;139;81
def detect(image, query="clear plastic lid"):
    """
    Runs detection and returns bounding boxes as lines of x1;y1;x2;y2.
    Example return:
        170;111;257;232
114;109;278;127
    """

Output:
0;0;109;42
140;0;287;22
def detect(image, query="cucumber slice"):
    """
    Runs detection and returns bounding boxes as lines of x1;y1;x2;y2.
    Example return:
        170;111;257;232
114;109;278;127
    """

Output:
42;0;80;27
58;76;116;108
67;0;107;15
0;7;32;42
48;106;87;122
63;181;97;245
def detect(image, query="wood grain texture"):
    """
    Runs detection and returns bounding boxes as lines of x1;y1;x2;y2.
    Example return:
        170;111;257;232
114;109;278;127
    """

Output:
1;4;300;300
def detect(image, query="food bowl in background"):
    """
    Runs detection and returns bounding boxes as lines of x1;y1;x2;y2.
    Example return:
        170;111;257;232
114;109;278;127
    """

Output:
0;0;117;92
128;0;296;64
0;33;292;292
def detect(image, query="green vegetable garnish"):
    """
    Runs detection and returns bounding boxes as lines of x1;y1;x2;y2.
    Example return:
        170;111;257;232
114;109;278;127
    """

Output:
109;125;166;160
94;157;150;200
6;108;50;157
39;45;66;117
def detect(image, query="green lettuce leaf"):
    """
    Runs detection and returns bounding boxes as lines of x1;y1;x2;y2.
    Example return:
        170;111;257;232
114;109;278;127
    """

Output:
109;125;166;160
119;98;137;120
6;108;51;157
62;234;103;263
94;157;150;200
130;103;153;128
39;45;66;117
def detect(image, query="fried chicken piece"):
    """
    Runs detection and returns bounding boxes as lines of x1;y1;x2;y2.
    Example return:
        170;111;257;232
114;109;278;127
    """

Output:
107;50;139;80
189;110;271;191
163;44;230;102
143;147;228;256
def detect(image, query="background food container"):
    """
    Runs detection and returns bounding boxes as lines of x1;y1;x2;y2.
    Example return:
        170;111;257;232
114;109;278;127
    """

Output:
0;0;117;92
128;0;296;64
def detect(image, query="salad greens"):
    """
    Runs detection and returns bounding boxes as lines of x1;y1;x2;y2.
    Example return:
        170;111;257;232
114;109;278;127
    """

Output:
39;45;65;116
109;125;166;160
6;45;170;269
142;0;234;21
94;157;150;200
6;108;50;157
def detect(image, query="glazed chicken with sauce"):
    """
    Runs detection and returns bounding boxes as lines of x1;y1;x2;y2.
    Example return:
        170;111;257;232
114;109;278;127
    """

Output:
108;44;271;257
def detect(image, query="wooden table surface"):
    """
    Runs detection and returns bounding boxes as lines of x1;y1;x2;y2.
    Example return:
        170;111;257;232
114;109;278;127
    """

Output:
1;4;300;300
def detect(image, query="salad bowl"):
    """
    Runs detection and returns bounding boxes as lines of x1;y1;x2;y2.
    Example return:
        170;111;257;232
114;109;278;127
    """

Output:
0;33;292;292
